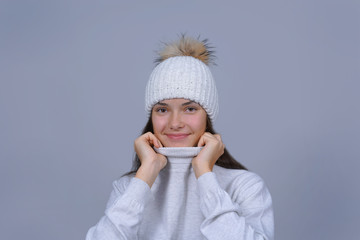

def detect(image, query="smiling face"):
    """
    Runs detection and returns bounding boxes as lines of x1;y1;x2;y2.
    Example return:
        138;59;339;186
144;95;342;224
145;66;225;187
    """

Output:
151;98;207;147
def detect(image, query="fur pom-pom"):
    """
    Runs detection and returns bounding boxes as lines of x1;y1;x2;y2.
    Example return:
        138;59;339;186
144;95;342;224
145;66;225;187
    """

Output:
155;34;215;66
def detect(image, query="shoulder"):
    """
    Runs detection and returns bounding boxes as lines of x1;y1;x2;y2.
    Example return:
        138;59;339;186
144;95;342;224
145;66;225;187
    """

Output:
104;173;136;209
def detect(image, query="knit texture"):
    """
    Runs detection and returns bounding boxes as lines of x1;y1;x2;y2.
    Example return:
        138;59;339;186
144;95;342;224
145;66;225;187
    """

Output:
145;56;219;122
86;147;274;240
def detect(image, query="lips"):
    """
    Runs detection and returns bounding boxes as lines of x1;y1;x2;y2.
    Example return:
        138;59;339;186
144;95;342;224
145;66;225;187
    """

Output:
165;133;190;140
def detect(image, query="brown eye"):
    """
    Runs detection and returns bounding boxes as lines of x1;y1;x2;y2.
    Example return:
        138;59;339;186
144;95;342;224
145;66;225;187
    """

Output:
156;108;167;113
185;107;197;112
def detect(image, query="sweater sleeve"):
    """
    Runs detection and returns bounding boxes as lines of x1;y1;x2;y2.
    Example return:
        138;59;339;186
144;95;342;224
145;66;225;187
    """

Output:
86;176;152;240
197;172;274;240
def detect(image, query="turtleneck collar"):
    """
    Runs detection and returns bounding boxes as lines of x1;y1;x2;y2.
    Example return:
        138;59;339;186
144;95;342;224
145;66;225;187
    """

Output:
154;147;203;172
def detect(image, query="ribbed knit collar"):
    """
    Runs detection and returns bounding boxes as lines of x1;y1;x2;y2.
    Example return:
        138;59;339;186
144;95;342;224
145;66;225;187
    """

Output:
154;147;203;172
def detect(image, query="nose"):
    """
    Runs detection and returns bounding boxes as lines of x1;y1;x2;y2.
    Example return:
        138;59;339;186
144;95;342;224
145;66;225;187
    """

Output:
169;112;184;130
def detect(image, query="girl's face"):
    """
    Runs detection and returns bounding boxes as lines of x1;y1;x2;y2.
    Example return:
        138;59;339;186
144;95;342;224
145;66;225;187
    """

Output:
151;98;207;147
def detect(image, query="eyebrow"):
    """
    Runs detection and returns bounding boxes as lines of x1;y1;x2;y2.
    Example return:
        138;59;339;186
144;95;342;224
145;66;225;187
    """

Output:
155;101;196;106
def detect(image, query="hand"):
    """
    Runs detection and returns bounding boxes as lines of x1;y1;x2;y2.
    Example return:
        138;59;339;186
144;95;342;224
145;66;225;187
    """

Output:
192;132;225;178
134;132;167;187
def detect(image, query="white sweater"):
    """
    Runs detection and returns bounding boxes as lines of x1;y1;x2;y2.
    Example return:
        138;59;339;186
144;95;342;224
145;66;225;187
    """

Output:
86;147;274;240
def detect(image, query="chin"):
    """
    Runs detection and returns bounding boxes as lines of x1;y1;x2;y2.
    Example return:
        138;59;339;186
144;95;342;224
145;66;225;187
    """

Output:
163;141;195;148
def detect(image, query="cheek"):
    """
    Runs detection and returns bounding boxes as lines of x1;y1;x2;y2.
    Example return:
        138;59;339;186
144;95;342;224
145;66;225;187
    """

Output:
152;116;167;133
187;115;207;133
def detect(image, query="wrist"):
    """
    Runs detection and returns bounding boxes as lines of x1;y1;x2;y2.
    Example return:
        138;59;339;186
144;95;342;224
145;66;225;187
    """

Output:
192;163;212;179
135;163;162;188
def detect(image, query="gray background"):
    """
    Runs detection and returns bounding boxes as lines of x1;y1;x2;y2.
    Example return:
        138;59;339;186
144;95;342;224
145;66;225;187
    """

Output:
1;0;359;239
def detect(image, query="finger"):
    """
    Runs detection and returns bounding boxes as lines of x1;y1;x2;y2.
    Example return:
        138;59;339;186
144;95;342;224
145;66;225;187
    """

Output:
143;133;152;143
149;139;157;148
149;133;162;148
154;138;162;148
147;132;163;148
151;136;160;148
214;134;222;142
143;133;157;147
158;139;163;148
205;132;220;142
204;132;213;137
197;134;206;147
203;132;218;142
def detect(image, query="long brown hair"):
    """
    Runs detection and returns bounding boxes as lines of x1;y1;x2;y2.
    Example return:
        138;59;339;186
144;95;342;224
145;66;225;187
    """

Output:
123;114;247;176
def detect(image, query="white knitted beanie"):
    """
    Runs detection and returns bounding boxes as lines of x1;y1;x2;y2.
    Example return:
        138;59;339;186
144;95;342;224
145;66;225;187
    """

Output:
145;36;219;122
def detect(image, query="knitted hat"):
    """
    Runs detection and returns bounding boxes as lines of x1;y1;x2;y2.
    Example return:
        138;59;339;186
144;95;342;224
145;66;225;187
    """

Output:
145;36;219;122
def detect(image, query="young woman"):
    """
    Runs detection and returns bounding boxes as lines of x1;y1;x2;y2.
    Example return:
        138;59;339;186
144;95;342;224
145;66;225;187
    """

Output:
86;36;274;240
